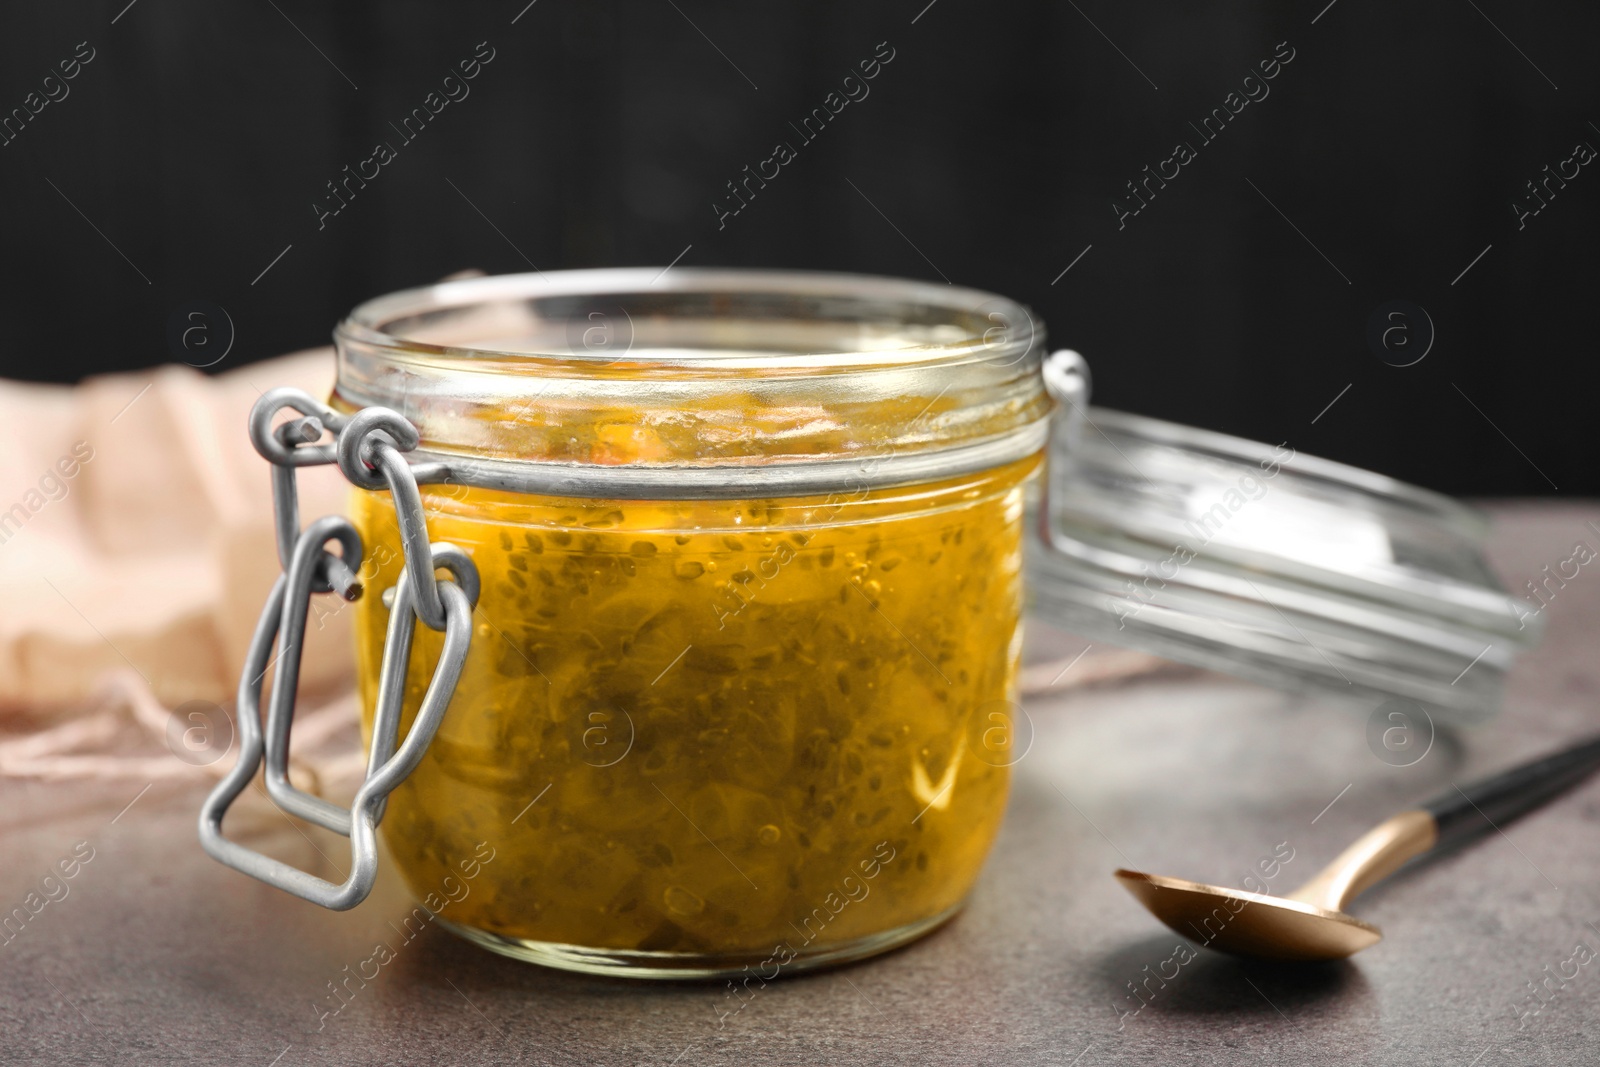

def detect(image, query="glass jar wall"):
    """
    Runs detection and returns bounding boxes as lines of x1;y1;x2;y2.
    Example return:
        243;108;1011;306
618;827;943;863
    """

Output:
333;269;1052;977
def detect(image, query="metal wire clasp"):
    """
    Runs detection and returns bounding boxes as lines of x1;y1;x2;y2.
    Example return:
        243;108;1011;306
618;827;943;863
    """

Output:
1037;349;1092;552
198;389;479;910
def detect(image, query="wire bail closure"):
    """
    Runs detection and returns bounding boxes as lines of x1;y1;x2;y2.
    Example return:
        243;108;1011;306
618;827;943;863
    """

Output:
198;389;480;910
1037;349;1092;552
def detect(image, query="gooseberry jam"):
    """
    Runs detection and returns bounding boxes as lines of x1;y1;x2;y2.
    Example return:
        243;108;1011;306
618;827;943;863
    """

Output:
354;453;1036;973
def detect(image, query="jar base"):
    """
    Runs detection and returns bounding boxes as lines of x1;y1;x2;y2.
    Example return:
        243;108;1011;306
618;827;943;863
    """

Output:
434;900;966;980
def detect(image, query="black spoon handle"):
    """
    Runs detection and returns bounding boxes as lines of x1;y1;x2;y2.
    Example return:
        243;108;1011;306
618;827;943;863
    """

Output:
1422;734;1600;848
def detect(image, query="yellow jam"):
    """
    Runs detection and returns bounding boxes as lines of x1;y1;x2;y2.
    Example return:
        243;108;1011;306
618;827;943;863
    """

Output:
352;453;1038;969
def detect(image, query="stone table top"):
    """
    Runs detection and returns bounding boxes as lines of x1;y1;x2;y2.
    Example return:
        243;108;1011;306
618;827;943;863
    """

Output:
3;502;1599;1066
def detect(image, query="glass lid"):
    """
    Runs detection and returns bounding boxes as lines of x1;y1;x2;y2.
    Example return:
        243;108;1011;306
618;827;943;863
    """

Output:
1030;350;1540;724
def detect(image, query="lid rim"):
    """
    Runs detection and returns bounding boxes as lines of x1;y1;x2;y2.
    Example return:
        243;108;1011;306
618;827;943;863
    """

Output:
334;267;1039;372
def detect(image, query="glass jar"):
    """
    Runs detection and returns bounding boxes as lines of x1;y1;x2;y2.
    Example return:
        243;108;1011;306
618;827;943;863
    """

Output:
204;269;1053;979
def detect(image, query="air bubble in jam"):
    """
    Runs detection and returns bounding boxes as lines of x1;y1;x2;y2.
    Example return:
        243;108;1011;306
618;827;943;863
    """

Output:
664;885;705;917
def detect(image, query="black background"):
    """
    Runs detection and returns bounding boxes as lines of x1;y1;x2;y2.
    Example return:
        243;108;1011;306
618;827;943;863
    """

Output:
1;0;1594;495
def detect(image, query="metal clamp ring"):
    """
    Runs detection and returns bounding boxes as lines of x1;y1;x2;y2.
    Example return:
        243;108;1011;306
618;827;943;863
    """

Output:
198;534;477;911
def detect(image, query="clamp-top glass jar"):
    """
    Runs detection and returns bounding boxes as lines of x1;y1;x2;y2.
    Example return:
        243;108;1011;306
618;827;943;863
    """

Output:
200;267;1539;978
202;269;1054;978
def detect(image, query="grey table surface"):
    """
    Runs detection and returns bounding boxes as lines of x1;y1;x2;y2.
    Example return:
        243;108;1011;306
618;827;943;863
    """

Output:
4;502;1599;1066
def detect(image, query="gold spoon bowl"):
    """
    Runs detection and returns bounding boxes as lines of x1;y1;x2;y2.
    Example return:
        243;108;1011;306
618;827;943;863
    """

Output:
1115;810;1437;961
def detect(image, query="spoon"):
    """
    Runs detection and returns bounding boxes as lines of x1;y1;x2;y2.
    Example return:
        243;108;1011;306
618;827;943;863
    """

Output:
1115;733;1600;961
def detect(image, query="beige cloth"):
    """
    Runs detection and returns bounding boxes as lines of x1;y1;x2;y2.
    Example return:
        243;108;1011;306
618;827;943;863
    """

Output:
0;348;350;711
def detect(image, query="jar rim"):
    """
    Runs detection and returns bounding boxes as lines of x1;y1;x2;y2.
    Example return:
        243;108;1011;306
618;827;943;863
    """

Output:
334;267;1038;373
